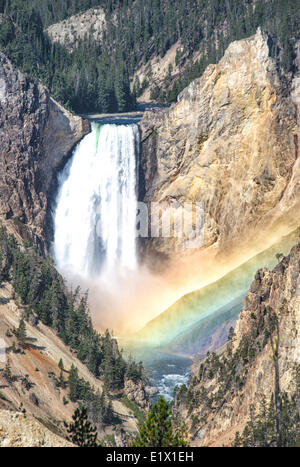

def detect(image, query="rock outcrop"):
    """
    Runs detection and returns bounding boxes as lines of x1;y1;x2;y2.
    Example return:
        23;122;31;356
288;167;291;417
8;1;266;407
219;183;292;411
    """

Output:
0;51;90;251
46;8;106;51
0;410;73;447
174;242;300;446
139;29;300;268
124;378;151;410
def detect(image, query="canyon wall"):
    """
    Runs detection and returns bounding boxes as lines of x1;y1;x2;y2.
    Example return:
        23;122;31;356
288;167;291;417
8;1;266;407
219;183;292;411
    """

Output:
136;229;299;348
0;51;90;251
174;242;300;446
139;29;300;272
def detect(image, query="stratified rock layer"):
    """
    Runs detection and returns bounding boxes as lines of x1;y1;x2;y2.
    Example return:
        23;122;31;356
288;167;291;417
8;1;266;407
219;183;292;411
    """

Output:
140;29;300;264
0;51;90;251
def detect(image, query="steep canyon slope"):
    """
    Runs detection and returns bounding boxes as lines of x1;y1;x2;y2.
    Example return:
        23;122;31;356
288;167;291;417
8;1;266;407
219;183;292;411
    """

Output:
174;242;300;446
139;29;300;291
0;283;140;446
0;50;90;252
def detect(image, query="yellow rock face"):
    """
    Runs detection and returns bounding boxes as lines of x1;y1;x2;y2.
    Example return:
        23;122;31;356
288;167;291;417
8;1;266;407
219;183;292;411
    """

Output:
140;29;300;274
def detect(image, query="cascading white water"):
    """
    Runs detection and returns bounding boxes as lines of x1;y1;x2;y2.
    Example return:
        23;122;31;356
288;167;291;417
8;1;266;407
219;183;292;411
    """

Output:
53;122;139;279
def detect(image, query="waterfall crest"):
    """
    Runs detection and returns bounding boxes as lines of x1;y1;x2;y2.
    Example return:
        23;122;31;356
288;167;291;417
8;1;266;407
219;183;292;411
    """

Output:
53;122;139;279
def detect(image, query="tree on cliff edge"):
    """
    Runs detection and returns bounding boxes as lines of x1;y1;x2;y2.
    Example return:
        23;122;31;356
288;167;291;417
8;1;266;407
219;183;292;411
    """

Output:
132;397;188;447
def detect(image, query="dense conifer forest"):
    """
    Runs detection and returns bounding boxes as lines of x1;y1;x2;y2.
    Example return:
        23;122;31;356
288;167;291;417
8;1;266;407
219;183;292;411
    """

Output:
0;0;300;113
0;225;143;397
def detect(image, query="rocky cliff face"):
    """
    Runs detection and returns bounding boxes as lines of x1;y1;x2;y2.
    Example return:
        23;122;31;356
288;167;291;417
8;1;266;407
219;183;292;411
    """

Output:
0;52;90;251
46;8;106;51
139;29;300;269
174;243;300;446
124;378;151;410
0;410;73;447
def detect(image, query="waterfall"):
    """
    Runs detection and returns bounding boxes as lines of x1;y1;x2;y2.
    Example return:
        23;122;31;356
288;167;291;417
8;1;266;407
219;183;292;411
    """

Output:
53;122;139;279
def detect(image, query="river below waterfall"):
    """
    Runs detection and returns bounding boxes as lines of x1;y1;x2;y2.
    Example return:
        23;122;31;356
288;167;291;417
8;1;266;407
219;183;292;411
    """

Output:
142;353;191;402
121;341;192;402
52;114;191;402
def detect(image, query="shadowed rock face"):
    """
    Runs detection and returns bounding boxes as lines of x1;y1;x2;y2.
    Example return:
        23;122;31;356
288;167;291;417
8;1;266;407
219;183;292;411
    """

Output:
139;29;300;265
0;52;90;252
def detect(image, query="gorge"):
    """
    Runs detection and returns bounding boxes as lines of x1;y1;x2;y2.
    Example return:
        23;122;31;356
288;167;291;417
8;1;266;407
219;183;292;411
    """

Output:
1;2;300;446
41;30;300;407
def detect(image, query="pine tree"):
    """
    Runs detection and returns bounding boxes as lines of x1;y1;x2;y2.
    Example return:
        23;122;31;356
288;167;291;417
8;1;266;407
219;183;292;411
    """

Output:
64;406;99;447
58;370;66;389
68;364;79;402
132;397;188;447
58;358;66;388
0;0;5;14
228;326;235;342
3;358;12;382
16;317;27;348
58;358;64;372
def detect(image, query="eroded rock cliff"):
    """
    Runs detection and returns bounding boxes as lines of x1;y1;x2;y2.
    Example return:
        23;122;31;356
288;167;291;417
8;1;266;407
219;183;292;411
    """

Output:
0;51;90;252
46;8;106;51
174;243;300;446
139;29;300;269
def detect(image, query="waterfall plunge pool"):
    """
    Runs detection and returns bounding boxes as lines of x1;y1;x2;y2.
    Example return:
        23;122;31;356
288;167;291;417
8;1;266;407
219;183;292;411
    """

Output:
51;115;191;400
